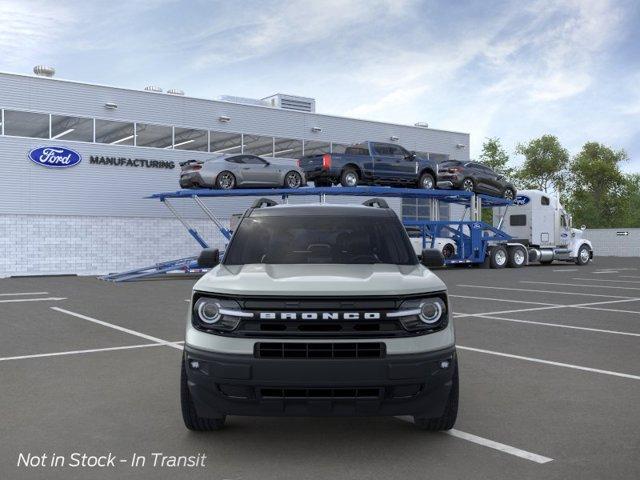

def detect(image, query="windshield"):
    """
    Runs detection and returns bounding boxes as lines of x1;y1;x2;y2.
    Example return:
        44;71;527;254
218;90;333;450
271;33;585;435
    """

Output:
223;215;418;265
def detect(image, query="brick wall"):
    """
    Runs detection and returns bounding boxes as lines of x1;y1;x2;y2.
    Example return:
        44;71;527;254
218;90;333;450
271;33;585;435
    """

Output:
583;228;640;257
0;214;231;277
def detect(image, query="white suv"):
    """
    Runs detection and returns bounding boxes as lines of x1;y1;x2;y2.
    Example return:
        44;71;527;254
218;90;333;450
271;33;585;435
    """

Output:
181;199;457;431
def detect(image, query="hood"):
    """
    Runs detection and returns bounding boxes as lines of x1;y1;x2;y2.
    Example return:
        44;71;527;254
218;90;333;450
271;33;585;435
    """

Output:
194;263;446;296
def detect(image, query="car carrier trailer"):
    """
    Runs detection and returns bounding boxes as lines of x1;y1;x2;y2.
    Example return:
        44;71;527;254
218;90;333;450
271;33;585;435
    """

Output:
100;186;590;282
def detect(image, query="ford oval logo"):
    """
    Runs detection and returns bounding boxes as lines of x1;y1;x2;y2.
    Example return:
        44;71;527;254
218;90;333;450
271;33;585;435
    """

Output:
28;146;82;168
514;195;530;206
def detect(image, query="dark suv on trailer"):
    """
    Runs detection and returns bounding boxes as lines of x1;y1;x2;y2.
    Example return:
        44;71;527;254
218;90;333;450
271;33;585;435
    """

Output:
437;160;516;199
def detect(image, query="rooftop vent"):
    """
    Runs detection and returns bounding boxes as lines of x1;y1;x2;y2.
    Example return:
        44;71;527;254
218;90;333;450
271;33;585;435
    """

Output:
218;95;270;107
167;88;185;96
414;122;429;128
144;85;163;93
33;65;55;77
262;93;316;113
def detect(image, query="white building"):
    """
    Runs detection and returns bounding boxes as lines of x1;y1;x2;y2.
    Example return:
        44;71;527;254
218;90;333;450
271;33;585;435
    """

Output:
0;69;470;277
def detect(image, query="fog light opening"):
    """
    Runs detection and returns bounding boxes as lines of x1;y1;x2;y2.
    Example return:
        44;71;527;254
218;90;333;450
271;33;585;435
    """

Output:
189;360;200;370
439;360;450;369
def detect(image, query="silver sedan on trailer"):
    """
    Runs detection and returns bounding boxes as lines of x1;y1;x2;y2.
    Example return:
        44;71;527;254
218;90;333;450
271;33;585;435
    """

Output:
179;154;307;190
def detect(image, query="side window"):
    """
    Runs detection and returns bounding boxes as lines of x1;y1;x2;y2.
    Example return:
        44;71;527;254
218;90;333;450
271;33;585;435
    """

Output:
226;156;244;164
560;215;568;228
510;215;527;226
386;145;406;157
541;196;550;206
243;155;267;165
372;143;392;155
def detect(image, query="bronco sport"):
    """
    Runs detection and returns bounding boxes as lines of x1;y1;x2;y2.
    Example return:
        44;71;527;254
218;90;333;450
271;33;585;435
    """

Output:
181;198;458;431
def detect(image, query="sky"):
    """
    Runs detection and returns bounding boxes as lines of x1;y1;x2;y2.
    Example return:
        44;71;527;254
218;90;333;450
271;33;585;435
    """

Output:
1;0;639;170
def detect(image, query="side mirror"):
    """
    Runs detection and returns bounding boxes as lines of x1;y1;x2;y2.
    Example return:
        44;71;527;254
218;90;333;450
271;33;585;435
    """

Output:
197;248;220;268
581;225;586;231
420;249;445;268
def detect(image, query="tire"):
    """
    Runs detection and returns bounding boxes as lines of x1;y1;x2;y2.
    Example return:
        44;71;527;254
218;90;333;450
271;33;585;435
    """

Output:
575;244;591;266
284;171;302;189
442;243;455;259
215;171;236;190
489;245;508;269
181;356;226;431
340;168;359;187
461;178;475;192
419;172;435;190
540;259;553;265
413;358;458;431
507;246;526;268
503;187;515;200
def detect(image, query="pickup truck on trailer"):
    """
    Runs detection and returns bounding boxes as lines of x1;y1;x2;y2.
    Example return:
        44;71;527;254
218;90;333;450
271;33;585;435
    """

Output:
298;141;439;189
181;198;458;431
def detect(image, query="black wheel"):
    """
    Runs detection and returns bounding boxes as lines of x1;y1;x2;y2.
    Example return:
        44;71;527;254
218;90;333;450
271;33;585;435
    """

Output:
181;356;226;431
507;246;526;268
461;178;475;192
413;358;458;431
575;245;591;265
216;171;236;190
314;179;332;187
284;171;302;189
503;187;515;200
419;172;435;190
442;243;455;259
340;168;359;187
489;245;508;269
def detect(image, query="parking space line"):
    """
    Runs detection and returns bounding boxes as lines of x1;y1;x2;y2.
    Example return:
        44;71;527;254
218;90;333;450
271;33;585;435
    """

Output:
457;314;640;337
51;307;183;351
449;294;557;306
457;284;636;299
0;341;185;362
395;417;553;463
0;297;66;304
553;269;578;272
454;297;640;319
457;345;640;380
572;277;640;284
445;429;553;464
0;291;49;296
521;281;640;291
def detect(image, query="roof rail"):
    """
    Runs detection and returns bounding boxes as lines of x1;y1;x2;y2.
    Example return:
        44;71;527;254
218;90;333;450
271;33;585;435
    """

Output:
362;198;389;209
251;198;278;209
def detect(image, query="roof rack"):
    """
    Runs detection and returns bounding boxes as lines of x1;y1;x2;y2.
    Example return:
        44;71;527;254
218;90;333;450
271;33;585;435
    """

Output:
251;198;279;209
362;198;389;209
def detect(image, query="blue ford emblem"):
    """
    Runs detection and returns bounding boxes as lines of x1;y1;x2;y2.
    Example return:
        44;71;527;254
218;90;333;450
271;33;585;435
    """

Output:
514;195;530;206
28;146;82;168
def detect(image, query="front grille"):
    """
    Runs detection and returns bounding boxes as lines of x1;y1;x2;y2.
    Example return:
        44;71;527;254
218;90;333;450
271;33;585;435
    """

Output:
255;342;385;359
260;387;383;399
238;319;404;337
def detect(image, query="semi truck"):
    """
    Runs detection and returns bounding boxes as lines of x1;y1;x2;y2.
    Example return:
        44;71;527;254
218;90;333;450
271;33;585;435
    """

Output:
494;189;593;266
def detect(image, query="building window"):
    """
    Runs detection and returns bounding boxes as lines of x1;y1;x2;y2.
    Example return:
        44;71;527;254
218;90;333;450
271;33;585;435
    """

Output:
243;134;274;156
210;131;242;154
173;127;208;151
95;119;135;145
3;110;49;138
331;143;350;154
135;123;173;148
50;114;93;142
273;137;303;158
303;140;330;156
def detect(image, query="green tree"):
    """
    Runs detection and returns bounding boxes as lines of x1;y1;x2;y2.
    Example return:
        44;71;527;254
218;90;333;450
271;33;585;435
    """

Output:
479;137;514;178
515;135;569;193
565;142;628;228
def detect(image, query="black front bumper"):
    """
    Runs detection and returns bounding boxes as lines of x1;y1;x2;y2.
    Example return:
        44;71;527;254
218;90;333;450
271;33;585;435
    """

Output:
184;345;456;418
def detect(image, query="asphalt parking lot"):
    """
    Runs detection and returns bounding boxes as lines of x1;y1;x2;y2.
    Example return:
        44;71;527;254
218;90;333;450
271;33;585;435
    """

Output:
1;257;639;480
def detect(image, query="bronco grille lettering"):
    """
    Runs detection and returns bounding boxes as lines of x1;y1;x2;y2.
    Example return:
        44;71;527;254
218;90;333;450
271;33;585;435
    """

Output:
258;312;382;320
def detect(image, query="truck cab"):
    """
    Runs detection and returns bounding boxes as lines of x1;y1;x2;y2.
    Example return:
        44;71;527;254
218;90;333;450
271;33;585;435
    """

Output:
495;190;593;265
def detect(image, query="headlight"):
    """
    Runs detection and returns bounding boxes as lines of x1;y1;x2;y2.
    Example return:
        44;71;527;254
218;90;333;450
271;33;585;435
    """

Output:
195;298;221;324
192;296;250;332
390;296;447;332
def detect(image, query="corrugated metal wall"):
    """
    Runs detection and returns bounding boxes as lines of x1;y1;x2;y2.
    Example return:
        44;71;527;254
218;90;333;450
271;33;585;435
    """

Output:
0;72;469;220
